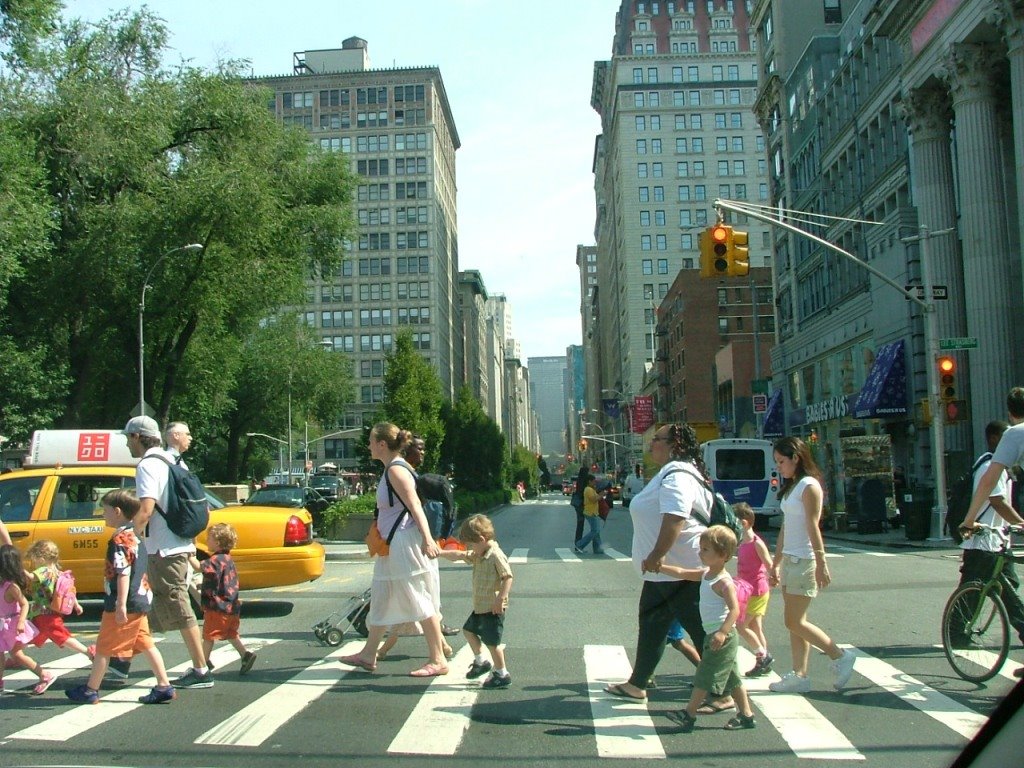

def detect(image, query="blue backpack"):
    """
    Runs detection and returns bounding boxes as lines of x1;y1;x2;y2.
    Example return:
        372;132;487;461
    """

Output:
143;453;210;539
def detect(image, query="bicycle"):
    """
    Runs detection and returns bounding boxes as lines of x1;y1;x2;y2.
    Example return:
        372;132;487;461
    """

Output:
941;523;1024;683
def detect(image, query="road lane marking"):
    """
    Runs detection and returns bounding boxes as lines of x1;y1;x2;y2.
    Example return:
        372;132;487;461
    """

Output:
8;641;270;742
828;545;896;557
556;548;583;562
509;548;528;563
931;644;1022;682
839;644;986;740
387;645;479;755
737;647;864;761
194;640;354;747
602;548;631;562
584;644;666;759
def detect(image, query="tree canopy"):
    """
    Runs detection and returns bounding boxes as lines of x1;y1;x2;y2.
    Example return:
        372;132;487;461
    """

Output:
0;7;358;473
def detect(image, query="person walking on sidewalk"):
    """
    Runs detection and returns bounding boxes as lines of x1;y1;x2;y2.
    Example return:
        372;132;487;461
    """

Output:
768;437;855;694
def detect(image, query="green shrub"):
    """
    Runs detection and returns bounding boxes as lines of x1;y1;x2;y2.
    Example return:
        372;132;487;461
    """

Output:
322;493;376;526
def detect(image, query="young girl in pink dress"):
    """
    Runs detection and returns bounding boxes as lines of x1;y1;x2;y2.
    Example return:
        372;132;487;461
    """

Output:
0;544;53;695
732;504;774;677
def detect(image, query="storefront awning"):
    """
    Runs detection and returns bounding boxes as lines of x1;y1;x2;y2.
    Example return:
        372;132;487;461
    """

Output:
762;389;784;438
853;339;908;419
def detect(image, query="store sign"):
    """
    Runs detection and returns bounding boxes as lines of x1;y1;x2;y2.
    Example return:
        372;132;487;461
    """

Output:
632;396;654;432
805;395;849;425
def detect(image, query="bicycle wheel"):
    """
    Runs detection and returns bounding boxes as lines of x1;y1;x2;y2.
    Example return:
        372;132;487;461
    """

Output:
942;582;1009;683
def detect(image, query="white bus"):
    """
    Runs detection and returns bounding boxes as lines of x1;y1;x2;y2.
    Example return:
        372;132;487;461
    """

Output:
701;438;782;523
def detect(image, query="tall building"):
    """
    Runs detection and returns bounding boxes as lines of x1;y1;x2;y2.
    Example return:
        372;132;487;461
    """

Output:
528;356;569;456
591;1;772;399
253;38;460;470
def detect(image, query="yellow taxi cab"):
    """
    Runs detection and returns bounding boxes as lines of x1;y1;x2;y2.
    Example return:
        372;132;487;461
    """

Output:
0;429;325;594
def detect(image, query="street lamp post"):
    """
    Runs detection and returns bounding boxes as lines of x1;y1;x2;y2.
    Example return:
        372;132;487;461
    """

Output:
602;388;634;471
138;243;203;417
246;432;288;481
582;420;617;475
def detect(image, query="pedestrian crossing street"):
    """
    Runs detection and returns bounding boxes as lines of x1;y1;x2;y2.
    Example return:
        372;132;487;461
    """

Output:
503;544;897;564
1;637;1014;760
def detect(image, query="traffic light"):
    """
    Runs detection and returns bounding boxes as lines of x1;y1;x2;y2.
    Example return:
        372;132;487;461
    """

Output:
729;229;750;276
700;224;731;278
577;438;588;453
937;356;957;402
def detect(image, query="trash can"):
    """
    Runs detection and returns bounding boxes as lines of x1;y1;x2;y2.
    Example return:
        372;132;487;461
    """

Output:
856;478;888;534
903;486;934;541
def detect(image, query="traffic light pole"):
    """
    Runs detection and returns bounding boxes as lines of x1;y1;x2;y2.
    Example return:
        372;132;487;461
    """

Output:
713;199;954;540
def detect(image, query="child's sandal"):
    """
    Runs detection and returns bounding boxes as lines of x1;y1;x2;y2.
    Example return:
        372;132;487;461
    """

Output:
665;709;697;733
724;714;756;730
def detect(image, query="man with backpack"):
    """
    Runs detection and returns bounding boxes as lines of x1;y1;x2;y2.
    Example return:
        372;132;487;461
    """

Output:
124;416;213;690
957;419;1024;648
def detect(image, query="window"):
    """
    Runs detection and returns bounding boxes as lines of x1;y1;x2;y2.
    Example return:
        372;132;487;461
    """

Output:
713;89;725;105
655;210;666;226
735;183;747;199
727;64;739;81
641;235;652;250
656;235;667;251
651;115;661;129
642;259;654;275
651;138;662;154
657;258;669;273
676;137;688;153
712;65;723;81
719;184;731;198
678;185;691;201
639;186;650;202
672;66;683;83
715;113;726;129
652;162;663;177
759;182;768;200
673;91;685;106
653;186;664;201
677;161;689;177
636;116;646;131
640;211;651;226
643;283;654;299
638;163;648;178
733;160;745;175
719;160;730;176
679;209;692;226
717;137;729;152
681;233;693;249
688;66;699;81
690;114;702;129
693;161;704;175
634;92;645;108
633;67;643;84
689;90;700;106
731;112;743;128
732;136;744;152
675;115;687;131
637;139;648;154
692;137;703;152
649;91;660;107
695;184;706;200
729;89;741;104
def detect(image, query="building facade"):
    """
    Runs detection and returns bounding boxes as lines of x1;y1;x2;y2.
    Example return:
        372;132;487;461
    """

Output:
528;356;569;456
253;38;460;469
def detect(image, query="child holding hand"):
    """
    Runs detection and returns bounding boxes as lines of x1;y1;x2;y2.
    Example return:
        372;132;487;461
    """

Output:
24;540;94;663
438;514;514;689
732;503;774;676
655;525;757;732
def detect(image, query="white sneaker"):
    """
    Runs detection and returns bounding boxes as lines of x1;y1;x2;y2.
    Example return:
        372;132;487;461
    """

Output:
768;671;811;693
830;650;856;690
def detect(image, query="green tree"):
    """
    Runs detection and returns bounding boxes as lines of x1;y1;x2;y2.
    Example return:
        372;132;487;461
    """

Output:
508;445;539;493
0;8;357;444
440;386;506;491
377;328;444;471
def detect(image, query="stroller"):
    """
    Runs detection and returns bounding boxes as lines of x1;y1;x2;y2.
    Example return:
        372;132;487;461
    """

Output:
312;587;372;647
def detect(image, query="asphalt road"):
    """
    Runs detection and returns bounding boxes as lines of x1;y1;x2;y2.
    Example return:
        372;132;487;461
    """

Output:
1;492;1021;767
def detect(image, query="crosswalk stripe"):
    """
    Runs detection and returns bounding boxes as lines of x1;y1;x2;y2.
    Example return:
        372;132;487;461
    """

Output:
194;639;350;747
931;644;1021;682
602;548;631;562
556;548;583;562
737;647;865;761
841;644;987;739
8;640;272;742
509;548;528;563
387;645;479;755
584;644;666;759
4;648;96;692
829;546;896;557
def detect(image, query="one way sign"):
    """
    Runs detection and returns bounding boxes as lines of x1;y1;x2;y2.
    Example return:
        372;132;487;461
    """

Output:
904;284;948;300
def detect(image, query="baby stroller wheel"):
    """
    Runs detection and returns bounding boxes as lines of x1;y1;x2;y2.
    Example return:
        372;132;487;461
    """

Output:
325;628;344;646
313;627;326;641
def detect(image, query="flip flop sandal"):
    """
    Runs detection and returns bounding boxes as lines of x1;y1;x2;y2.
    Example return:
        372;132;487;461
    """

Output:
340;654;377;672
410;663;449;677
604;683;647;700
697;699;736;714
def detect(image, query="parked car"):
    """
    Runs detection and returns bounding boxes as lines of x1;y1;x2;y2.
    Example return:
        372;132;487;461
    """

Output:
308;473;346;503
246;484;331;529
1;429;325;595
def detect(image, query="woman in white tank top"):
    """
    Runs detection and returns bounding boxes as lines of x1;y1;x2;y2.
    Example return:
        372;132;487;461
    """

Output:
767;437;856;694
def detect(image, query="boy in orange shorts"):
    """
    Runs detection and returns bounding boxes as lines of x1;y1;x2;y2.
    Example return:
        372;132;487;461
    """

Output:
189;523;256;674
65;489;175;704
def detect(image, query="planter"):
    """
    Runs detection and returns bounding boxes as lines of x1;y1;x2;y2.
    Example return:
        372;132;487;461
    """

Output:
323;513;374;542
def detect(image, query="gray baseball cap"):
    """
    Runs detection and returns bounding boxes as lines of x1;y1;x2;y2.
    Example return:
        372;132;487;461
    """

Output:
122;415;161;439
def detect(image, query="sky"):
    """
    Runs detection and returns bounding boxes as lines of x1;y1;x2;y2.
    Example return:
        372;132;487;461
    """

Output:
70;0;623;361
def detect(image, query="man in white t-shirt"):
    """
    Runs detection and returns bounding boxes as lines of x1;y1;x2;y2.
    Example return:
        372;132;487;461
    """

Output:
957;420;1024;646
965;388;1024;529
123;416;212;690
621;464;646;507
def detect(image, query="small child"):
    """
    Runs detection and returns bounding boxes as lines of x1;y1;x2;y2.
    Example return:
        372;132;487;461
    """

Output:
65;489;175;705
438;514;514;689
0;544;52;695
24;540;94;663
658;525;757;732
666;620;701;667
733;503;774;676
187;523;256;675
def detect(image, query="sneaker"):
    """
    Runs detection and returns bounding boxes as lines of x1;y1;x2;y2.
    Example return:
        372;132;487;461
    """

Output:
830;649;856;690
745;652;773;677
481;671;512;689
107;657;131;681
31;672;54;696
139;685;176;704
65;684;99;704
239;651;257;676
466;659;492;680
171;668;215;689
768;671;811;693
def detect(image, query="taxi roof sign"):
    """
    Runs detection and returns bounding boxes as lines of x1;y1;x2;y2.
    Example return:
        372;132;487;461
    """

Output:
26;430;139;467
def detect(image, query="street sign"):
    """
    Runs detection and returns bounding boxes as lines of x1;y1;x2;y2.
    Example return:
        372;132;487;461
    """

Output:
752;394;768;414
904;284;948;300
939;337;979;350
751;378;770;395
